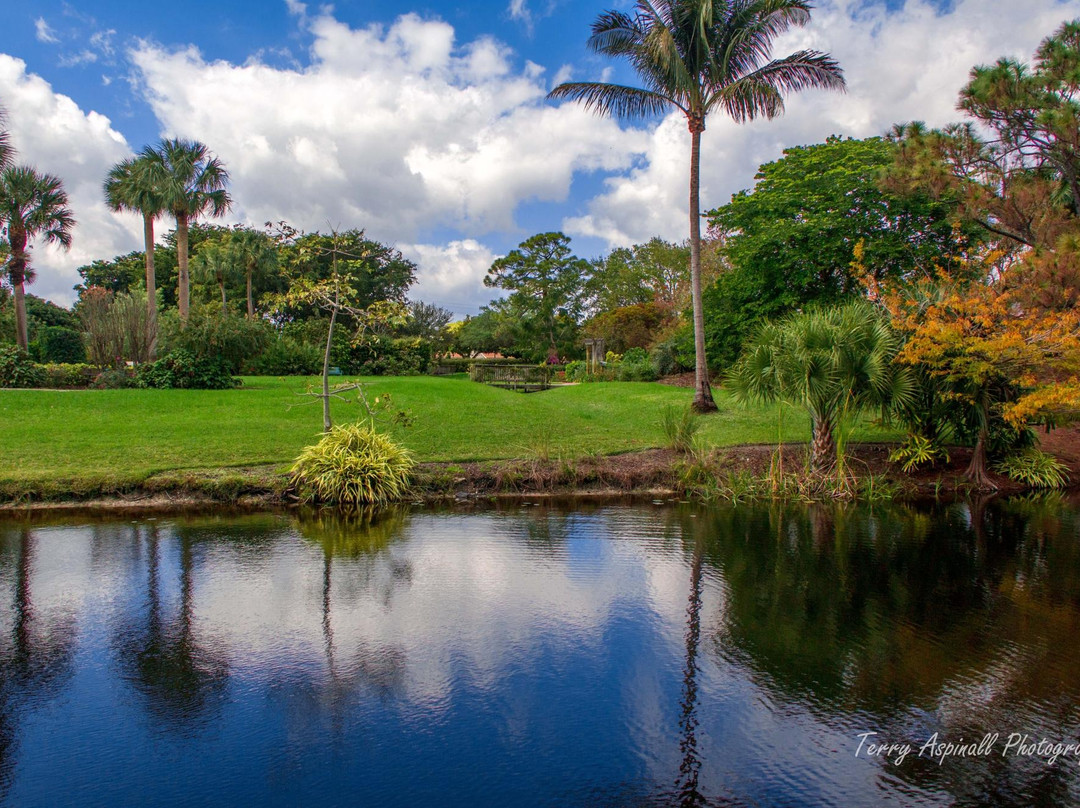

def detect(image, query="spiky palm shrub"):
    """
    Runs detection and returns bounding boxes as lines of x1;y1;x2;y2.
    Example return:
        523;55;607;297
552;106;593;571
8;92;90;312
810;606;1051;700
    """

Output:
728;300;913;474
291;424;414;507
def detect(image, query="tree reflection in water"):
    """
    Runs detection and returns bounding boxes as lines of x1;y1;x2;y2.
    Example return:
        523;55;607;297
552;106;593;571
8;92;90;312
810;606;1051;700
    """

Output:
676;495;1080;807
296;507;412;744
0;527;77;801
115;524;230;732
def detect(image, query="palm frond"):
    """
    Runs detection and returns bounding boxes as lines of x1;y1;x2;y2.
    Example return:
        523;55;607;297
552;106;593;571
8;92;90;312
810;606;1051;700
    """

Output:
547;82;678;119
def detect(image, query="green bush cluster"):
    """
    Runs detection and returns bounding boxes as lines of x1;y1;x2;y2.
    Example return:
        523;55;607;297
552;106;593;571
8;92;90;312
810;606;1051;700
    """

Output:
290;423;415;507
31;326;86;364
136;350;237;390
91;368;137;389
246;337;323;376
159;305;272;374
40;363;97;389
0;345;46;388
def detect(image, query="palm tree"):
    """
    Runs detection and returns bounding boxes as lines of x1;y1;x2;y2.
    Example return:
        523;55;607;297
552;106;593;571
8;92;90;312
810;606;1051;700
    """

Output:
144;139;231;322
226;228;278;317
0;166;74;350
548;0;845;412
191;242;240;315
727;301;912;473
104;155;167;353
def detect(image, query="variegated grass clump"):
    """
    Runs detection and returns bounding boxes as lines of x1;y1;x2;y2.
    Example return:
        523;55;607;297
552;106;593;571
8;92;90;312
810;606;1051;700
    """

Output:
994;448;1070;489
290;424;414;507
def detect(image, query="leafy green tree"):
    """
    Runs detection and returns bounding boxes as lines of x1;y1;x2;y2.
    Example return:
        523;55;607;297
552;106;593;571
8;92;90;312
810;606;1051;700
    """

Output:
275;228;415;323
76;252;146;297
583;302;674;354
144;139;231;323
402;300;453;339
451;307;507;357
105;154;167;350
704;136;979;367
549;0;845;411
727;301;912;474
484;232;589;361
887;21;1080;256
0;166;75;350
587;238;690;313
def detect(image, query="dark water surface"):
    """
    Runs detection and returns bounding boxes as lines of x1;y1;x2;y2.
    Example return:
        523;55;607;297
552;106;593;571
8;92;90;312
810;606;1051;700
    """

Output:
2;498;1080;807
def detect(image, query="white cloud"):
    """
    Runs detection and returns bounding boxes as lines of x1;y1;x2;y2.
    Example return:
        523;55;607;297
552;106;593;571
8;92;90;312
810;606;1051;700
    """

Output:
401;239;500;316
562;0;1080;248
128;9;647;310
0;55;138;305
58;49;98;67
34;18;59;44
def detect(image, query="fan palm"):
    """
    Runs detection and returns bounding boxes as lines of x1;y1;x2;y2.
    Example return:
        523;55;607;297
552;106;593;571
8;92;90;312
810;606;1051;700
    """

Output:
104;155;167;352
549;0;845;412
191;242;242;315
144;138;231;322
0;165;74;350
727;301;912;473
226;228;278;317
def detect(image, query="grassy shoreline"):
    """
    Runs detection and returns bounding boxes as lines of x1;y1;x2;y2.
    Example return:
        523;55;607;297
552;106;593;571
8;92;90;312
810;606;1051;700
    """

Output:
2;374;900;503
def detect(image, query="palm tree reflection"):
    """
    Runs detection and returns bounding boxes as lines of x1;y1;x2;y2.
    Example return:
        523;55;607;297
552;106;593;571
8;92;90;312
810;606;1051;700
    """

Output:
0;527;77;799
117;525;228;731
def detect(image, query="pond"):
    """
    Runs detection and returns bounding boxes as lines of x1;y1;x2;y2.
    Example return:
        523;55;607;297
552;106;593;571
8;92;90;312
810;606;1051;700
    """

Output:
1;498;1079;807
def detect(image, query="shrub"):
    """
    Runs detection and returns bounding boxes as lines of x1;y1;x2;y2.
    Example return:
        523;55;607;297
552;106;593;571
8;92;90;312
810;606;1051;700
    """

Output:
0;345;45;388
159;304;271;373
91;368;137;389
290;423;415;506
247;337;323;376
355;337;432;376
32;326;86;364
661;403;701;453
888;434;950;472
616;347;659;382
994;448;1070;488
41;363;96;389
137;350;237;390
650;338;687;377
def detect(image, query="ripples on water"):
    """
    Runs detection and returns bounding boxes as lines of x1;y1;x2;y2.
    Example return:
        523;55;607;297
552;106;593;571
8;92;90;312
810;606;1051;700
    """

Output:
0;497;1079;807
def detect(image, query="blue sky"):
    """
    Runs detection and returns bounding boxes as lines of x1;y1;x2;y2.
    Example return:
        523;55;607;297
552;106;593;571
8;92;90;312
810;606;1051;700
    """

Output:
2;0;1079;314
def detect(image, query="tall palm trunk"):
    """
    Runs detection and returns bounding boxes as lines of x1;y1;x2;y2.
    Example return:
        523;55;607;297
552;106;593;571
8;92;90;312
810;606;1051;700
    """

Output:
143;214;157;357
246;266;254;318
676;539;705;807
12;271;28;352
219;281;228;316
9;228;29;351
176;212;190;323
810;414;836;474
688;119;717;413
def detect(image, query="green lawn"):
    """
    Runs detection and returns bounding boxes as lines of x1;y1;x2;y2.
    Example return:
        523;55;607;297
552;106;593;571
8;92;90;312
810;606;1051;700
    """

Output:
0;375;897;488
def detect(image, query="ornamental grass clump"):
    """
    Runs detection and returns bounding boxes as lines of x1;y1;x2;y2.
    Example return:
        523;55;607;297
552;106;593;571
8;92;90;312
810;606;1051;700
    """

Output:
291;424;415;507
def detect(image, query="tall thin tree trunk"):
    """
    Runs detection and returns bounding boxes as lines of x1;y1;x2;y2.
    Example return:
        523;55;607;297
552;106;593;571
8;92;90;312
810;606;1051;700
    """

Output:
143;214;157;358
177;213;190;324
246;268;254;318
220;282;228;316
688;120;716;413
12;275;28;352
322;301;339;433
810;415;836;475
